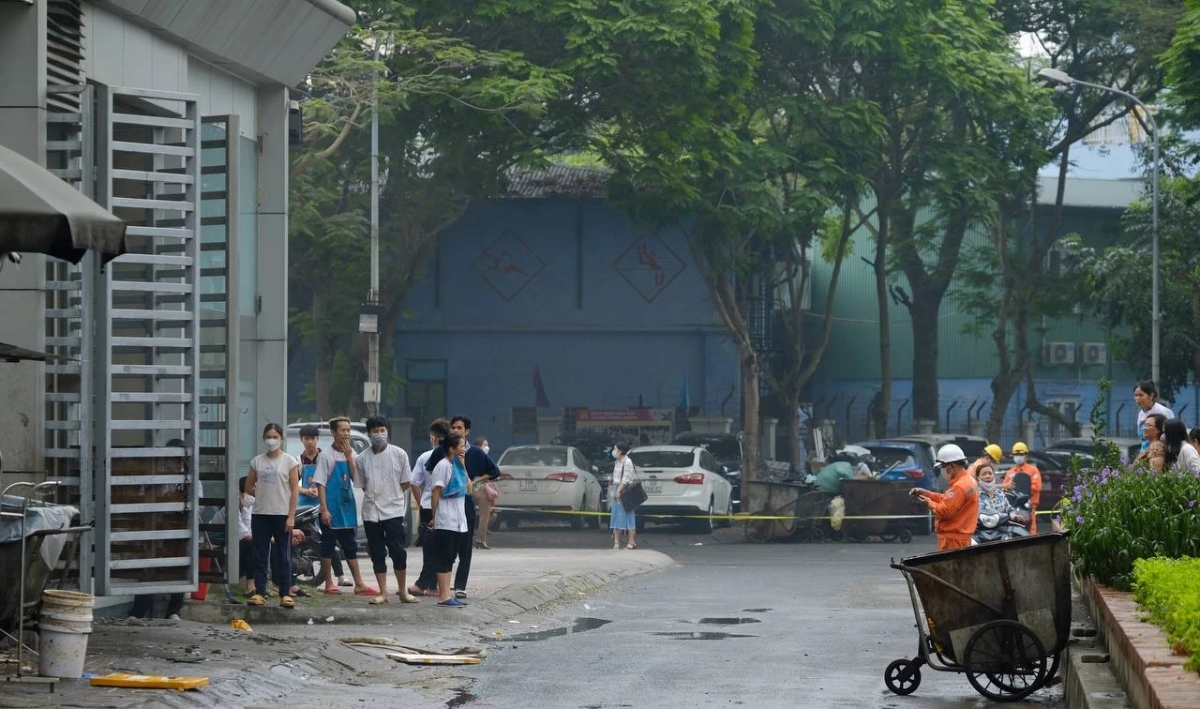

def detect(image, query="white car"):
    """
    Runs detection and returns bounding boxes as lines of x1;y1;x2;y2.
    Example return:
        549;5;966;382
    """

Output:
494;445;604;531
627;445;734;533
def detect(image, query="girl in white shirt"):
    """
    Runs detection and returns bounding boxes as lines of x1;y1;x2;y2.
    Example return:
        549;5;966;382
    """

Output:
245;423;300;608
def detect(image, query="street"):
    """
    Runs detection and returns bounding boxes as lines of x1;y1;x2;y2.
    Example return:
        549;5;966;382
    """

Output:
272;524;1066;709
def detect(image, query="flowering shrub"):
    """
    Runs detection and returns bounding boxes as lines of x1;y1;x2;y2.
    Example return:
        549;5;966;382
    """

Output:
1132;557;1200;673
1063;463;1200;590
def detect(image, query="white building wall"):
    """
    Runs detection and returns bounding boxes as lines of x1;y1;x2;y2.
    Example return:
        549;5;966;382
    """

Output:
82;3;187;93
188;57;258;140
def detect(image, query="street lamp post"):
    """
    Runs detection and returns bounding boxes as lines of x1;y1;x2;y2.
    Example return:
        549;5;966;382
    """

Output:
1037;67;1161;385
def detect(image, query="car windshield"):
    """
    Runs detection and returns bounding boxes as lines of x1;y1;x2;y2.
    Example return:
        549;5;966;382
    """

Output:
678;438;740;461
630;451;694;469
501;448;568;467
865;447;918;469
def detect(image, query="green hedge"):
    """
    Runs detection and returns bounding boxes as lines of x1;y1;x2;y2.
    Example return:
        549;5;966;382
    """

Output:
1132;557;1200;673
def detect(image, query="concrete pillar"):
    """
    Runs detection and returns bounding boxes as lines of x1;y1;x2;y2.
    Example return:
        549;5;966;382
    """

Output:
916;419;937;435
689;416;732;434
1022;420;1037;446
968;420;986;437
254;87;289;432
0;2;48;476
1078;423;1095;441
760;417;778;461
537;415;563;445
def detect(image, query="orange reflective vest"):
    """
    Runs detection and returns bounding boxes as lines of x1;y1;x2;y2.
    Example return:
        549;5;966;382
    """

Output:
925;470;979;548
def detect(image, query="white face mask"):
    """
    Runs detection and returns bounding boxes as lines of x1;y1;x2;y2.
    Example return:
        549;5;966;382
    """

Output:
611;448;620;459
370;432;388;447
1013;455;1026;465
264;438;281;452
481;445;490;455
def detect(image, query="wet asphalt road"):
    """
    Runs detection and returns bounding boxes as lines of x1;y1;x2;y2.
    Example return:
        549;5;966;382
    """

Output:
450;525;1065;709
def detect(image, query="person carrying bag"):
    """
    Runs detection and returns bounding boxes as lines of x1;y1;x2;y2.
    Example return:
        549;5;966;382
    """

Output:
609;441;643;549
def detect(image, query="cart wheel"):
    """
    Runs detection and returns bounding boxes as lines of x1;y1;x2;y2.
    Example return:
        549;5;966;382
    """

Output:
962;620;1048;701
899;528;913;544
1043;651;1061;688
745;511;774;544
884;658;922;696
810;524;827;543
878;531;898;542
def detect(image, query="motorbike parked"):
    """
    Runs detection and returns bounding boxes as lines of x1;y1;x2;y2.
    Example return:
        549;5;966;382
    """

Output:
290;505;342;587
974;492;1031;544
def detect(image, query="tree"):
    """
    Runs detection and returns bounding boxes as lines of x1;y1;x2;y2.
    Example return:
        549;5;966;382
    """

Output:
289;17;570;417
1077;179;1200;397
954;0;1185;439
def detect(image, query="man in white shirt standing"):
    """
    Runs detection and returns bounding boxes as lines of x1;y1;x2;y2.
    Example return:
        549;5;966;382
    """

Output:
358;416;420;605
407;418;450;597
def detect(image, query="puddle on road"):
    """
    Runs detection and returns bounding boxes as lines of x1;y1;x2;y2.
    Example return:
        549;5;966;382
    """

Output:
446;688;478;708
741;608;771;613
694;617;761;625
504;617;612;642
654;631;756;640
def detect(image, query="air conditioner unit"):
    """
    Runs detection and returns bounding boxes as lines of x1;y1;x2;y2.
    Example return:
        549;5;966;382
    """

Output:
1081;342;1107;366
1042;342;1076;365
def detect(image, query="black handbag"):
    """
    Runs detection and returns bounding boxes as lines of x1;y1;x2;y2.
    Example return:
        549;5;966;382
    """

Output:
620;463;648;512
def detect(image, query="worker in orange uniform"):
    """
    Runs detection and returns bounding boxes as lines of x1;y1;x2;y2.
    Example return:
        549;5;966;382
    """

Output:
1003;441;1042;534
967;443;1003;478
911;444;979;551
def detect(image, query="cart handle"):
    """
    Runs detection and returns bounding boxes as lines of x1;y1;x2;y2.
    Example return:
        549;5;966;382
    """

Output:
890;563;1006;617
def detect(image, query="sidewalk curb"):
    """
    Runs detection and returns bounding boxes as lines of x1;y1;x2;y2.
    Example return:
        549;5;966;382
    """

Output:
179;552;674;627
1065;574;1130;709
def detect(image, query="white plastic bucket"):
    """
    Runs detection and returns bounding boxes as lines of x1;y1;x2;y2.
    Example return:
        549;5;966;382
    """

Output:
38;590;94;678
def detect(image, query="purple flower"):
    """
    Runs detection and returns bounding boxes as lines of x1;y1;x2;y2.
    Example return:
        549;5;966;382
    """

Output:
1190;500;1196;509
1075;515;1085;525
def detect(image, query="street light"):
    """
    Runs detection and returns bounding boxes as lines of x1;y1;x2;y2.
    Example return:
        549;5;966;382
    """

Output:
1037;67;1161;385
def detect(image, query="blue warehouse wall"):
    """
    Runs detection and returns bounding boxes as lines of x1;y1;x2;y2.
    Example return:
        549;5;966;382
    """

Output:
392;198;739;453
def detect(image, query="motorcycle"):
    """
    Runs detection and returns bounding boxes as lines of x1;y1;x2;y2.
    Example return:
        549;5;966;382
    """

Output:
290;505;342;587
974;508;1031;544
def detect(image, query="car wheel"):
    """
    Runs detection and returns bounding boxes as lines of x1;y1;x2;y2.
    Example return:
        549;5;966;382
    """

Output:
717;493;733;528
587;496;601;529
488;513;502;532
690;497;716;534
635;515;646;532
506;517;520;530
570;495;585;530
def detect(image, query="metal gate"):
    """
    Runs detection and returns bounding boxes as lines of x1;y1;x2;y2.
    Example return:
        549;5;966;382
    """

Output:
91;86;202;595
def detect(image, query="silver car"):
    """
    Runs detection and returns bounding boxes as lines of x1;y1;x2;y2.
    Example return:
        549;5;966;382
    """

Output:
494;445;604;530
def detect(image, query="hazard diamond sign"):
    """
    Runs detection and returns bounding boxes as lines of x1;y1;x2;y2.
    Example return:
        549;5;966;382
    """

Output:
613;234;686;303
473;230;545;302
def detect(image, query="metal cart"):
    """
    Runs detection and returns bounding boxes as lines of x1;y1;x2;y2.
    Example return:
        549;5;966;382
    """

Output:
840;479;924;543
742;480;832;543
1;482;91;687
885;533;1071;701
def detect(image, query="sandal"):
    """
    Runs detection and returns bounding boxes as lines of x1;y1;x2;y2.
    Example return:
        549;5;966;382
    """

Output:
323;586;342;595
399;592;420;604
368;595;388;605
625;543;636;550
246;594;266;606
291;588;311;598
279;595;295;609
354;587;380;597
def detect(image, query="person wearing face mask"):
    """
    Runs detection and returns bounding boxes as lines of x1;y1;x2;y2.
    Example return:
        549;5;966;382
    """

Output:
357;416;420;605
1002;442;1042;534
472;436;500;549
609;441;638;549
245;423;301;608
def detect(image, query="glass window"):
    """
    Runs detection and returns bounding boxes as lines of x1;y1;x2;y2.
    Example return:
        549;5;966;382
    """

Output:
500;447;568;467
629;451;694;469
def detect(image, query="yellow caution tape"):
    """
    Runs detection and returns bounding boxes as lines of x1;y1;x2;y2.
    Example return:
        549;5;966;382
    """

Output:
488;505;1057;522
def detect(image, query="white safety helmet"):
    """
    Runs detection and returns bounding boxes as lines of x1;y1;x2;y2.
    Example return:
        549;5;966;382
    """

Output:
934;444;968;469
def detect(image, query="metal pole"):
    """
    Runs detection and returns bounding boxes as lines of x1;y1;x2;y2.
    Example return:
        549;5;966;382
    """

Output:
367;40;381;416
1069;78;1160;384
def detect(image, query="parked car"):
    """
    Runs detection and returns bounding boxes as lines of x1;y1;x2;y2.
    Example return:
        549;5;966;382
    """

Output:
627;445;734;534
1044;437;1142;465
850;440;935;491
493;445;604;530
884;434;990;491
550;430;617;504
671;432;743;512
995;450;1072;517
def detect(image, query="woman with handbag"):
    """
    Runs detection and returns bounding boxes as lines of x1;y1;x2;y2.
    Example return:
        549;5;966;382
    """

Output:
472;436;500;549
609;440;639;549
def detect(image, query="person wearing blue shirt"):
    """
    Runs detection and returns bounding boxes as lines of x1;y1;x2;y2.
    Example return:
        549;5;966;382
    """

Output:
314;417;377;597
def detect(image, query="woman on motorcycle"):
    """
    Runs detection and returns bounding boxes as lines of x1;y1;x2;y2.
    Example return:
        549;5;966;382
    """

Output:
976;464;1026;525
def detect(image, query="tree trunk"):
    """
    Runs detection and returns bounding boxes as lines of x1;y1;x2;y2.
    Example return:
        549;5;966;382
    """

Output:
872;220;892;438
910;295;941;426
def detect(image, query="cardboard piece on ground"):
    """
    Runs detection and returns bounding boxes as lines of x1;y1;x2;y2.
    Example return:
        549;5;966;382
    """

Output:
386;652;483;665
89;673;209;690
